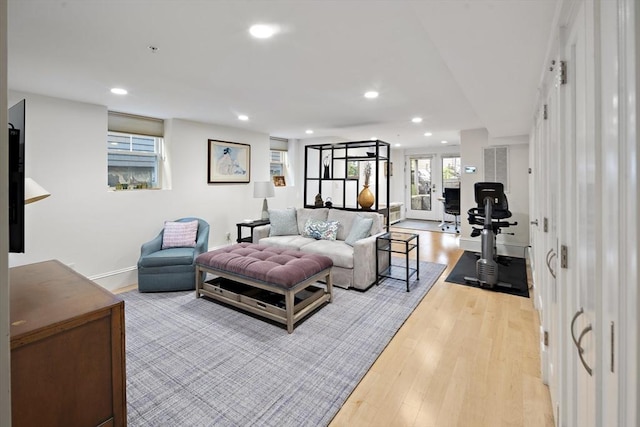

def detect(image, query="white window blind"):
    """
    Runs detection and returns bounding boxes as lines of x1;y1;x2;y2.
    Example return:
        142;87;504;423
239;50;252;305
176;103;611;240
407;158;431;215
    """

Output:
269;137;290;185
108;111;164;137
269;137;289;151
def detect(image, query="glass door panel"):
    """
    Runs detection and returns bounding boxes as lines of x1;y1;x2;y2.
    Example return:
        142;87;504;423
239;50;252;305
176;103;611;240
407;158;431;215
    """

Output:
405;155;440;220
442;155;461;190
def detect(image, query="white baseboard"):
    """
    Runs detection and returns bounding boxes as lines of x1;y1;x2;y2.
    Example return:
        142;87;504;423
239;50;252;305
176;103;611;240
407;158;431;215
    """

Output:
89;266;137;292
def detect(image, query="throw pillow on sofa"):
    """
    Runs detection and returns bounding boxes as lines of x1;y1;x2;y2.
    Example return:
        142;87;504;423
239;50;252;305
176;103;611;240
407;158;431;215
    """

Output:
162;220;199;249
345;215;374;246
296;207;329;235
302;219;340;241
269;208;299;236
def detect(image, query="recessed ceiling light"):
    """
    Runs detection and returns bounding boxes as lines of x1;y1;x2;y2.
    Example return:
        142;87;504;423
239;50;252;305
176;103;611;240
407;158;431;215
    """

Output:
441;140;448;144
395;143;401;147
411;117;422;123
424;132;432;136
238;114;249;121
110;88;127;95
364;91;379;99
249;24;278;39
305;130;314;134
370;137;377;141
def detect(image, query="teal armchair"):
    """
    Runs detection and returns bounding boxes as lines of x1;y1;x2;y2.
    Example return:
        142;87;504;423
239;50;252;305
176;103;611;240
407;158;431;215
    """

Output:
137;217;210;292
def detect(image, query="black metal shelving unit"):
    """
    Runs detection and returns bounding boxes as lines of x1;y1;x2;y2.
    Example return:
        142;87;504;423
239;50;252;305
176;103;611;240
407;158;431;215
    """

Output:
303;140;391;229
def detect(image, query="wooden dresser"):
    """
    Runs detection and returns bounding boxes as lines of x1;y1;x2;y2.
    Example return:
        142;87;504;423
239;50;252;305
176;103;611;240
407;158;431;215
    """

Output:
10;260;127;427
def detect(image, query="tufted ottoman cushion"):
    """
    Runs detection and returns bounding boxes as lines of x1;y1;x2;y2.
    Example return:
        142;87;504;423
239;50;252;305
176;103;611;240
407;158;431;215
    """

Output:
195;243;333;289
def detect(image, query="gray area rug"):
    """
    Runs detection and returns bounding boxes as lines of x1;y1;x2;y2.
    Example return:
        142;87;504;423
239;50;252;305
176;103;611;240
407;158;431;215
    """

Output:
123;260;446;426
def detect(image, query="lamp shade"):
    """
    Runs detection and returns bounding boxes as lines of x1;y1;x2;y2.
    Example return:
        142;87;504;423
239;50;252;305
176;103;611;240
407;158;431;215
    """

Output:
253;181;275;199
24;178;51;204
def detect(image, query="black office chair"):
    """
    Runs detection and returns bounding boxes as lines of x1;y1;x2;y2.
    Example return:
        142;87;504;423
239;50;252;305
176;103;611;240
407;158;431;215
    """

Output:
442;187;460;233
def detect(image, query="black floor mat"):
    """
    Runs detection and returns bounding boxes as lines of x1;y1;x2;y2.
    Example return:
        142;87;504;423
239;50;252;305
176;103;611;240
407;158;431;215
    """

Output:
445;251;529;298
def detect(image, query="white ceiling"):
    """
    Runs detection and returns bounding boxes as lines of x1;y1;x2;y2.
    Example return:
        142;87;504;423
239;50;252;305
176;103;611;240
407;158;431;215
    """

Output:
7;0;559;148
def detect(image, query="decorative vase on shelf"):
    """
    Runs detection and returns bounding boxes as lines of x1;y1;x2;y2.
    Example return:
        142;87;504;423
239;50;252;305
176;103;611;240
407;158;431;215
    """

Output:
358;162;374;209
323;156;331;179
358;185;374;209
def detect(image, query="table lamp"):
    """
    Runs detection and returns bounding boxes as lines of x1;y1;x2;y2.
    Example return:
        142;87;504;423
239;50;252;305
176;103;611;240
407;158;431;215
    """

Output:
253;181;275;220
25;177;51;204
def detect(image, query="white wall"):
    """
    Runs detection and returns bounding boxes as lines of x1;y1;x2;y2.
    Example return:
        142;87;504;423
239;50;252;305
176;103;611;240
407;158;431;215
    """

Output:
459;128;530;257
7;91;275;290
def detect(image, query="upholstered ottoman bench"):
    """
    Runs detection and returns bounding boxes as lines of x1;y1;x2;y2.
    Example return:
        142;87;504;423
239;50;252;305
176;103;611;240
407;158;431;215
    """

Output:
195;243;333;333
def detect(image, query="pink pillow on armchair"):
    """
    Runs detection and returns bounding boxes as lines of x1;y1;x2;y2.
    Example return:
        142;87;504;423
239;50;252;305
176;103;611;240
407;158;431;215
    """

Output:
162;220;198;249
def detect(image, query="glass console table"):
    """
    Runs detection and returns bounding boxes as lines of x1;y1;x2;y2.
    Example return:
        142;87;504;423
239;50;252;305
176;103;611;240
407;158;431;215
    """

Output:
376;231;420;292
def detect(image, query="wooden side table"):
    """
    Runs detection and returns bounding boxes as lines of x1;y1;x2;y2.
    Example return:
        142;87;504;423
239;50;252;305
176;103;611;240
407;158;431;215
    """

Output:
375;231;420;292
236;219;270;243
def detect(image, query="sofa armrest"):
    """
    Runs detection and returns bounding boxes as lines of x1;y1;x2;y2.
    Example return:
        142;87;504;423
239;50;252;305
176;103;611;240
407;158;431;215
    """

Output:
352;231;389;290
194;224;210;256
252;224;271;243
140;233;163;257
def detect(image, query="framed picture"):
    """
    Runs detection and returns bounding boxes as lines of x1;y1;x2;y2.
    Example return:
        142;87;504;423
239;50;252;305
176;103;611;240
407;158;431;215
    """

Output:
273;175;286;187
208;139;251;183
347;161;359;179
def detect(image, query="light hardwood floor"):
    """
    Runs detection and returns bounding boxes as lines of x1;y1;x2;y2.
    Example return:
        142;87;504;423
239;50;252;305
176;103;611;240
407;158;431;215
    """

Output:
329;228;555;427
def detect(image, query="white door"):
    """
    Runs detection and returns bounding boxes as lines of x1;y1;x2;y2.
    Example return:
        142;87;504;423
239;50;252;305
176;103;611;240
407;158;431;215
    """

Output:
563;4;596;426
598;0;637;425
531;64;564;423
405;155;442;221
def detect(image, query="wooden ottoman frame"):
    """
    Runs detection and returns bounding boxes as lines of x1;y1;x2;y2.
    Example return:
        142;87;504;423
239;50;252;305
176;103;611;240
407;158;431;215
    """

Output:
195;244;333;333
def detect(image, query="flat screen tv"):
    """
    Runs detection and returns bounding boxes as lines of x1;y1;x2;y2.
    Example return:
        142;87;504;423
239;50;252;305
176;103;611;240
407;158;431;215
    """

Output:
8;99;25;253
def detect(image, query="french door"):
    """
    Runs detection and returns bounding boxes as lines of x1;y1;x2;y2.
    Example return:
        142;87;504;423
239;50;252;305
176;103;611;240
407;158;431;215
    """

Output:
405;155;440;221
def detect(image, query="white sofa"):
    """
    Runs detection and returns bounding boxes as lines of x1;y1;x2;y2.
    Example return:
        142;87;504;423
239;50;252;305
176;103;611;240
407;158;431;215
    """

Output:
252;207;389;291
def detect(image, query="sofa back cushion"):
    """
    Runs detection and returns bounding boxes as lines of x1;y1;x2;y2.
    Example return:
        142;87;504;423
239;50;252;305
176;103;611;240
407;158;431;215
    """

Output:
345;215;374;246
296;208;329;235
367;212;384;235
327;209;383;241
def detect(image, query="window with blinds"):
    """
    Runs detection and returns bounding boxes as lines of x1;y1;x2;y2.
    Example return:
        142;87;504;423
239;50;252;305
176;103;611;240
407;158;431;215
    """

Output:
107;112;164;190
484;146;509;191
270;137;290;185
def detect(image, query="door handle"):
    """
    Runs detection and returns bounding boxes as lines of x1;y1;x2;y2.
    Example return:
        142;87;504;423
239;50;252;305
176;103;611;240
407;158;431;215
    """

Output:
530;220;539;226
570;308;584;350
577;324;594;376
546;249;557;279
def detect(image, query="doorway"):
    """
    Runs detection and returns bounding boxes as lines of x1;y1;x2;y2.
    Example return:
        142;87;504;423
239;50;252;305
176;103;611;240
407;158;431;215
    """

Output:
405;155;438;220
405;153;461;222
